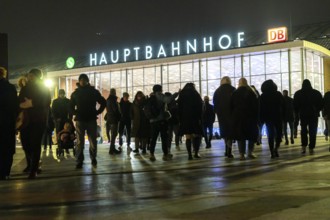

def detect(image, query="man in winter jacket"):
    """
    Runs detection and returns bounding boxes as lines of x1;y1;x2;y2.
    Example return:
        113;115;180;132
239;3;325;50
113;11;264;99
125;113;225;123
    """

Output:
70;74;106;168
294;79;323;154
203;96;215;148
118;92;132;151
0;67;18;180
322;89;330;142
282;90;295;145
106;88;122;155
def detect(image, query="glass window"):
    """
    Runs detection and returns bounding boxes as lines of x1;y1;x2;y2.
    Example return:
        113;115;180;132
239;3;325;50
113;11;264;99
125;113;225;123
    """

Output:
132;86;144;98
162;65;168;85
168;64;180;83
266;53;281;74
168;83;180;94
281;51;289;73
250;75;265;92
243;55;250;77
207;59;220;80
281;72;289;92
193;61;200;81
155;66;162;84
132;68;144;86
313;53;321;73
221;58;235;78
291;71;302;93
110;71;121;88
208;79;220;97
200;61;207;80
250;54;265;76
266;74;281;91
144;67;155;86
290;49;301;72
235;56;242;78
181;62;193;82
201;81;208;98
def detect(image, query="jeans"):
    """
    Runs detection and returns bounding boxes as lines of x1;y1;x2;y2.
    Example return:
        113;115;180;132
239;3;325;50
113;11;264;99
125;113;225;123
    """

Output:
203;124;213;147
300;117;318;149
150;120;169;155
118;120;131;146
283;121;294;141
75;120;97;164
265;121;282;149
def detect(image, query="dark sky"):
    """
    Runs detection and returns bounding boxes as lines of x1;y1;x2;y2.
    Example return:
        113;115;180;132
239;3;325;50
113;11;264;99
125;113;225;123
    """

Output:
1;0;330;66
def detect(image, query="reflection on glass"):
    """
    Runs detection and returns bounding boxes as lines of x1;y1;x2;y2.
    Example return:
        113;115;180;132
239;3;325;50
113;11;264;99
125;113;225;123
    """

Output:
207;59;220;80
251;54;265;76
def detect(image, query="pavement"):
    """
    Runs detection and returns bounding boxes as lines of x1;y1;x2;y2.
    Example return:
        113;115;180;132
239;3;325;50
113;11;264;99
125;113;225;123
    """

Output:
1;137;330;219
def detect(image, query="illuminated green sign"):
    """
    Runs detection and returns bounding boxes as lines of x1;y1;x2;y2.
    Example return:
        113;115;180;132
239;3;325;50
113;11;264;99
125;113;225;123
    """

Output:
66;57;75;69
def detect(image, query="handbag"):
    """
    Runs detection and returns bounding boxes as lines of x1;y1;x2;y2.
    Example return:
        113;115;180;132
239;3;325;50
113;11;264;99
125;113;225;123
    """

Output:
15;110;29;131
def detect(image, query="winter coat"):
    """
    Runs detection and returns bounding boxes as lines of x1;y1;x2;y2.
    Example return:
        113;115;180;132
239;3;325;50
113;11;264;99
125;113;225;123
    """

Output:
106;95;121;124
150;92;178;123
283;96;295;122
19;80;51;124
52;97;71;120
260;80;285;124
0;79;18;155
119;98;132;122
203;102;215;126
131;98;151;138
178;87;203;135
231;86;259;141
293;80;323;119
70;85;106;122
322;91;330;118
213;84;236;138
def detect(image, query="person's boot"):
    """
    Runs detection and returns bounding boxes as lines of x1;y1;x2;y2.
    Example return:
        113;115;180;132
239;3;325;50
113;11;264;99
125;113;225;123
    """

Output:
227;145;234;158
269;145;275;159
109;145;121;155
285;137;289;145
290;137;294;144
186;139;193;160
193;137;201;159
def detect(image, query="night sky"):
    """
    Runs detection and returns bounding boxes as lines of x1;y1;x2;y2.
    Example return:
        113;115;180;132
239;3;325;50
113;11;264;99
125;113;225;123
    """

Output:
1;0;330;67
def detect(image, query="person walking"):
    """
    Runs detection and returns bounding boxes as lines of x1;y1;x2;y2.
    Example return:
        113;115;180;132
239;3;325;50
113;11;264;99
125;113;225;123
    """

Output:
231;78;259;160
282;90;295;145
294;79;323;154
131;91;151;154
178;83;204;160
323;89;330;143
118;92;132;151
213;76;236;158
148;84;178;161
52;89;71;143
106;88;122;155
260;80;285;158
70;74;106;168
0;67;18;180
202;96;215;148
19;68;51;178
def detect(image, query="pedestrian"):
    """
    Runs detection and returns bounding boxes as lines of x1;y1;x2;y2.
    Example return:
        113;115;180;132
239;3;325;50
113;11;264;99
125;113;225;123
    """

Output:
70;73;106;169
148;84;178;161
19;68;51;178
202;96;215;148
178;83;204;160
282;90;295;145
323;89;330;143
213;76;236;158
165;92;180;152
260;80;285;158
118;92;132;151
106;88;122;155
52;89;71;143
42;108;55;150
231;78;259;160
0;67;18;180
131;91;151;154
294;79;323;154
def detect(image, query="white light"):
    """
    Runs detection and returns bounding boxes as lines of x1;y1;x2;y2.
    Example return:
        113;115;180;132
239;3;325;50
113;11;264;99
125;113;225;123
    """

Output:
44;79;54;88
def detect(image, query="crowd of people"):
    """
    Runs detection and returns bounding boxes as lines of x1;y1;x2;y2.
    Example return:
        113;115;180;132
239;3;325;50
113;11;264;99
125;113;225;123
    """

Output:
0;66;330;180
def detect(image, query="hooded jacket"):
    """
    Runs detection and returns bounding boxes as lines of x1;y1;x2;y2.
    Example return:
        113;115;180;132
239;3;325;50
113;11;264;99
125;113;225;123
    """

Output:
293;79;323;119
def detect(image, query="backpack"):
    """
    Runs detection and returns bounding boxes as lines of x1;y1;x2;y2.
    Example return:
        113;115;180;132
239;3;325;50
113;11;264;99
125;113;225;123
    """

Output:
143;95;161;119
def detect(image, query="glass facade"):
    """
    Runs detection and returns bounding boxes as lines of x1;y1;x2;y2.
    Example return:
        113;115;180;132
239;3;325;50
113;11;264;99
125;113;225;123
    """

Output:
59;47;325;135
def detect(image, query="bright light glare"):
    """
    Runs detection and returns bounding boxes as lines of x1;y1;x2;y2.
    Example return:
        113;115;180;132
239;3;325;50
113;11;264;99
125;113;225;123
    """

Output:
44;79;54;88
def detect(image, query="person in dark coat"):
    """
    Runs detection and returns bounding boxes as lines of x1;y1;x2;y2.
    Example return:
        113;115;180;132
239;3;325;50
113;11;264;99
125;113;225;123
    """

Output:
260;80;285;158
118;92;132;151
203;96;215;148
131;91;151;154
251;85;262;145
106;88;122;155
294;79;323;154
323;90;330;142
19;68;51;178
213;76;236;158
178;83;204;160
0;67;18;180
70;74;106;169
282;90;295;145
52;89;71;143
165;92;180;153
42;108;55;150
231;78;259;160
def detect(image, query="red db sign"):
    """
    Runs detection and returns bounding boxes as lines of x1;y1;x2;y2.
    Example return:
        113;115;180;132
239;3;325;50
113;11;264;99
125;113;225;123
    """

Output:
268;27;288;43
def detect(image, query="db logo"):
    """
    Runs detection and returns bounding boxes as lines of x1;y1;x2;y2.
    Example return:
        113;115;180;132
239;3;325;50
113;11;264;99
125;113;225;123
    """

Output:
268;27;288;43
